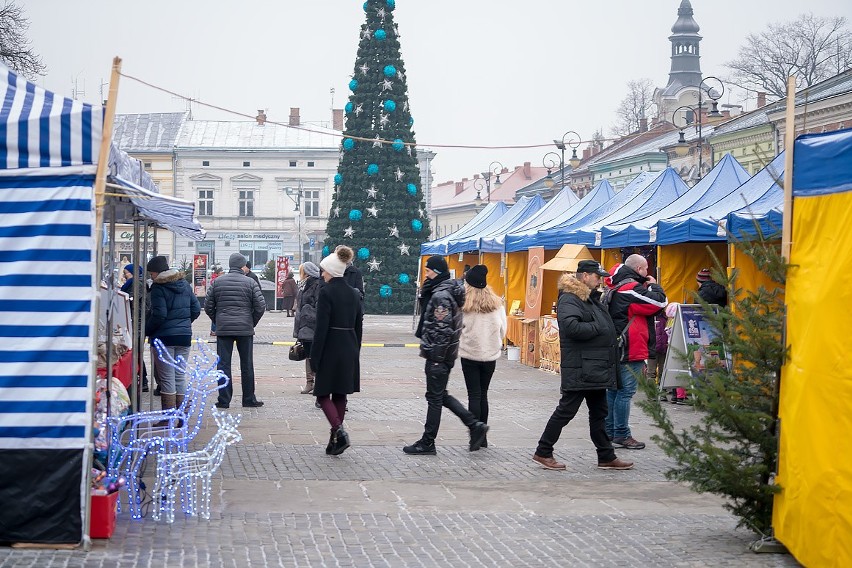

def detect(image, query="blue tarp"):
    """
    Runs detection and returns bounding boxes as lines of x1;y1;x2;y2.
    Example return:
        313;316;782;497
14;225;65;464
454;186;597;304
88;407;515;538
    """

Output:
504;180;616;252
448;195;545;254
792;127;852;196
420;201;507;256
480;187;579;252
656;153;785;244
601;154;751;247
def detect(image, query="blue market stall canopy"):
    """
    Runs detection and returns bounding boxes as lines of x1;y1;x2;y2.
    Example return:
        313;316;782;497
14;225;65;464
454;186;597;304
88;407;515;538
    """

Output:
454;195;545;254
420;201;507;256
480;187;579;253
601;154;751;247
792;127;852;196
0;65;102;543
504;180;616;252
656;152;784;244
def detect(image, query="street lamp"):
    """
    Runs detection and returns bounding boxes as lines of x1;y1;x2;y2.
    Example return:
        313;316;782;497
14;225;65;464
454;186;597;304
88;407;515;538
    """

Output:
473;177;485;208
542;152;561;189
553;130;581;191
284;181;304;265
479;161;504;203
671;77;725;180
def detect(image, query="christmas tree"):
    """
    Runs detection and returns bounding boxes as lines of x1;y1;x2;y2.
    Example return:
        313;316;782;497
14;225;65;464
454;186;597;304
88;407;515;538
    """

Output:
324;0;429;314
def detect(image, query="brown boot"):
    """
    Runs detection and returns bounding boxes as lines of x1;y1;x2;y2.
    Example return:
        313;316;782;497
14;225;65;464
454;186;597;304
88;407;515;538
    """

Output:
301;359;315;394
174;394;185;427
154;393;177;428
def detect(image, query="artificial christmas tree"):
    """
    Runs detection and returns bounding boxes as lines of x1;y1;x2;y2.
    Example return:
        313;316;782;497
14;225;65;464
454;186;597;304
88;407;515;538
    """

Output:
324;0;429;314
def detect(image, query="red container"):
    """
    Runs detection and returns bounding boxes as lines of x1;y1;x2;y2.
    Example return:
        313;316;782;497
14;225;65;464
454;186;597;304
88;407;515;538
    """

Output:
89;492;118;539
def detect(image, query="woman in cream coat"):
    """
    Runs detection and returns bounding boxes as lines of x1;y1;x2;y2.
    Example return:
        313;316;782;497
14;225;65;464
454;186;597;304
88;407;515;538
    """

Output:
458;265;507;449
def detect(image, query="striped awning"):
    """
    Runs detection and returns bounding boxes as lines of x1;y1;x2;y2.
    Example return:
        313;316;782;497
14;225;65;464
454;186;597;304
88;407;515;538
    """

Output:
109;175;206;240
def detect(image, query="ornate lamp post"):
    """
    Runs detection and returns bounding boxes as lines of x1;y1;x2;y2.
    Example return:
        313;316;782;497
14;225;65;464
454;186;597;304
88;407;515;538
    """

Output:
671;77;724;180
284;181;304;265
479;161;504;203
542;152;561;189
553;130;582;191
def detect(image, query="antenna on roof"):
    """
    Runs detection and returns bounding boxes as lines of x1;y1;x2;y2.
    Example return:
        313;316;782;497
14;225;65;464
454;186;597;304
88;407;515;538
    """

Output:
330;87;335;110
71;73;85;100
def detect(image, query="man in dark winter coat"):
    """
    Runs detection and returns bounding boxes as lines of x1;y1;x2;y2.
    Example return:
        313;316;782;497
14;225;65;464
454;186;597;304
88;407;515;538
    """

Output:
242;260;261;287
403;255;488;455
606;255;668;450
206;252;266;408
145;256;201;413
533;261;634;471
696;268;728;307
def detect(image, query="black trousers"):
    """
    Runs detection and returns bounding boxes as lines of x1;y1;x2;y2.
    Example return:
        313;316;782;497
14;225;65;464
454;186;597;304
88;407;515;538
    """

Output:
535;389;616;463
422;360;477;444
216;335;257;405
461;358;496;423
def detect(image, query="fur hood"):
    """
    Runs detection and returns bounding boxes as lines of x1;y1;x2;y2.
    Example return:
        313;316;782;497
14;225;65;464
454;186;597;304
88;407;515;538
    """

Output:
153;269;184;284
559;274;591;301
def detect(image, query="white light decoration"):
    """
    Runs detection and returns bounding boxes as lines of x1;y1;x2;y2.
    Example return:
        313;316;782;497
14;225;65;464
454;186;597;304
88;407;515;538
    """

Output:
398;242;410;255
344;226;355;238
388;224;399;238
152;409;242;523
367;257;382;272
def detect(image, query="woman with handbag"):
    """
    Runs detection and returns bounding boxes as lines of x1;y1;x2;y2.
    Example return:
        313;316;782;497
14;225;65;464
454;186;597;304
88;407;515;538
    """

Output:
311;246;363;456
292;262;322;394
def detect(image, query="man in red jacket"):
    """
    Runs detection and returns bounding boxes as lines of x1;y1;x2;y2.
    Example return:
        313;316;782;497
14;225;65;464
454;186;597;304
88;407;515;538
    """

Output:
606;255;668;450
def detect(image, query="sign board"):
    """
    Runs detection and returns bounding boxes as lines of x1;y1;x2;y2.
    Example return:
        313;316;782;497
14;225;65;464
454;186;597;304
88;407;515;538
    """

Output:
661;304;729;388
275;256;290;300
193;254;208;297
524;246;545;318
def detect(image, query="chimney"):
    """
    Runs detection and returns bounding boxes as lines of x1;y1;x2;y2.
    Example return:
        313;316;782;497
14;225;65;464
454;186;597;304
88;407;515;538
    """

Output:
332;108;344;131
757;92;767;109
255;109;267;126
583;148;591;160
523;161;531;179
639;117;648;132
455;181;465;196
289;107;300;126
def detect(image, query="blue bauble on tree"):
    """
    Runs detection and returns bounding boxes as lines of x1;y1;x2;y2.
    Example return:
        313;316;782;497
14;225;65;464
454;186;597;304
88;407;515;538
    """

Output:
366;163;379;176
357;247;370;260
342;138;355;151
409;117;414;126
398;273;410;284
379;284;393;298
374;29;386;41
392;139;404;152
364;1;368;11
345;102;354;113
322;246;330;257
349;209;363;221
383;65;397;77
411;219;423;232
334;173;343;185
349;79;359;91
383;100;396;112
387;0;395;10
407;183;417;195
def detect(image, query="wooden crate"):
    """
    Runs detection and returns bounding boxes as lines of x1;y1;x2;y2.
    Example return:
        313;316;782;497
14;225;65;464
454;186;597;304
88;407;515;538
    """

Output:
520;318;540;368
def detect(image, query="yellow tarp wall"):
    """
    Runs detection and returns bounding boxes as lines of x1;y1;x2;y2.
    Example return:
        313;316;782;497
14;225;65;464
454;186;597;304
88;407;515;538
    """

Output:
728;242;782;302
480;252;504;298
658;242;728;303
540;249;561;315
446;253;478;279
599;248;619;272
774;190;852;567
506;251;527;314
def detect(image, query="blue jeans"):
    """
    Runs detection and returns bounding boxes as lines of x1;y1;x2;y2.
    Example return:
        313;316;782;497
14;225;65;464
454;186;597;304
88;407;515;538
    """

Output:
606;361;644;440
152;344;191;395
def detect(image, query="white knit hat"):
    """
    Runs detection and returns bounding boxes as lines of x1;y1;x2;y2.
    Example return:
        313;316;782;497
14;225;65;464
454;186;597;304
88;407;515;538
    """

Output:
320;246;353;278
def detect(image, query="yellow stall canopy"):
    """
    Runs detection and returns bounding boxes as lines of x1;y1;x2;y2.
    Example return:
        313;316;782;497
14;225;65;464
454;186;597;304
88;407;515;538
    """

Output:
540;244;594;272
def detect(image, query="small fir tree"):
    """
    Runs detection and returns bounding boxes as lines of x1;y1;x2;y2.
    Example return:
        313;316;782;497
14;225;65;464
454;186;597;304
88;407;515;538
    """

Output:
324;0;428;314
638;232;787;536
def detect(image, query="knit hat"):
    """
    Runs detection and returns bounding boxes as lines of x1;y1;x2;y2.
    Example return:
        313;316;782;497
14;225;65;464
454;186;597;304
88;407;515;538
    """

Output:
245;260;252;269
229;252;246;270
320;246;353;278
425;255;448;274
124;264;141;277
302;261;320;279
696;268;712;283
465;264;488;289
146;256;169;274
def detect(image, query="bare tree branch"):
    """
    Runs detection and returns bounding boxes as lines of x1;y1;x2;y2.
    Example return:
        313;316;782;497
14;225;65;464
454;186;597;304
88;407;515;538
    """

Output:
0;1;46;79
611;78;657;137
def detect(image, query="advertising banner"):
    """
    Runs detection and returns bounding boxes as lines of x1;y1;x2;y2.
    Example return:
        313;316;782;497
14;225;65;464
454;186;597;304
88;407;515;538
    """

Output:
661;304;728;387
275;256;290;301
193;254;208;297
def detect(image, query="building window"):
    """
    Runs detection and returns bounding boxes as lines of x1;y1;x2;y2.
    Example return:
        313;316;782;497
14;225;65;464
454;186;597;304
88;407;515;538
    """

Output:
243;161;251;167
238;190;254;217
143;161;152;169
239;240;284;270
202;160;210;166
289;161;297;167
198;189;214;216
303;189;320;217
307;161;315;167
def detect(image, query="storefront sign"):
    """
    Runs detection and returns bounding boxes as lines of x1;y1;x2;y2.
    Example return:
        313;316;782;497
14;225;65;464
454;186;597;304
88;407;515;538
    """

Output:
193;254;208;297
214;232;281;240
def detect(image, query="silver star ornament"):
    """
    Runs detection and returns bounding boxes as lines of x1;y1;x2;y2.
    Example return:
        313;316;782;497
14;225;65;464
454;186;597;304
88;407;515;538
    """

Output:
379;113;390;127
381;79;394;92
395;167;404;181
367;257;382;272
398;242;410;256
388;224;400;238
344;226;355;238
361;28;371;40
372;135;383;148
333;206;341;218
367;204;379;217
366;184;378;199
359;63;370;75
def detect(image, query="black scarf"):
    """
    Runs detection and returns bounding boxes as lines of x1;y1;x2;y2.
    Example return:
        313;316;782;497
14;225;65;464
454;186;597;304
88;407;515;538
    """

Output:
420;272;450;307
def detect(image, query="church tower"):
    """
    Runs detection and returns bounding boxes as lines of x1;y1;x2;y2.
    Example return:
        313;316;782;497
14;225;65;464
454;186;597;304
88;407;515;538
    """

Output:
655;0;703;122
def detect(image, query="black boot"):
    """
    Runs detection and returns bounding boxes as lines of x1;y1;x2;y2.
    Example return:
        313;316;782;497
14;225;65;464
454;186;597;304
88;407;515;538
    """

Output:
329;428;350;456
325;430;335;455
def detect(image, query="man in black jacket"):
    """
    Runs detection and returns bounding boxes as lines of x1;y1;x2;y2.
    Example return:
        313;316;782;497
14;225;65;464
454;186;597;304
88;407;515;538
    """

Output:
206;252;266;408
696;268;727;307
403;255;488;455
532;261;634;471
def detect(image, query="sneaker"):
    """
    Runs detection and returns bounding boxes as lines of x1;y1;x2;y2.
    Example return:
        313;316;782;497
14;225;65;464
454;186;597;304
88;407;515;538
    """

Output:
532;454;566;470
598;458;634;470
242;399;264;408
215;401;229;409
469;422;489;452
403;439;436;455
612;437;645;450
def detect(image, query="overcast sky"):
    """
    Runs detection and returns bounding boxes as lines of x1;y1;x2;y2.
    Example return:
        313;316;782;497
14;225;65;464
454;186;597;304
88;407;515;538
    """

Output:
24;0;852;183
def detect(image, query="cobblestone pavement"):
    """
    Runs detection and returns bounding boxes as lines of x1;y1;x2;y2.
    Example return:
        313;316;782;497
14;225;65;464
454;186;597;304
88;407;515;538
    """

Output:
0;314;799;567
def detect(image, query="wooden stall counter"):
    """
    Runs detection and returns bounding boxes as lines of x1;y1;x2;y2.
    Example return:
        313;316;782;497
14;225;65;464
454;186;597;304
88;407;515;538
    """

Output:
506;314;525;347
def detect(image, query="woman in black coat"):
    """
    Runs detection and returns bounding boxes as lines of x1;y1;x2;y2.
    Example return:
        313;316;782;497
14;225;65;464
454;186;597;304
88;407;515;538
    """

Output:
311;246;363;456
294;261;322;394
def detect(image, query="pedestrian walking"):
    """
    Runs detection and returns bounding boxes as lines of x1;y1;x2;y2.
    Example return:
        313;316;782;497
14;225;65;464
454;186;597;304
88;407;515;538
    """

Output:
209;266;223;337
293;262;322;394
281;270;298;317
206;252;266;409
404;255;488;455
458;265;506;450
311;246;363;455
144;256;201;413
532;262;634;471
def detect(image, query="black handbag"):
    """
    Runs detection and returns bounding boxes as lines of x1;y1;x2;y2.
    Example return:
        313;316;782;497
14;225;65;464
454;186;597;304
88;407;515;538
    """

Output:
289;341;307;361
